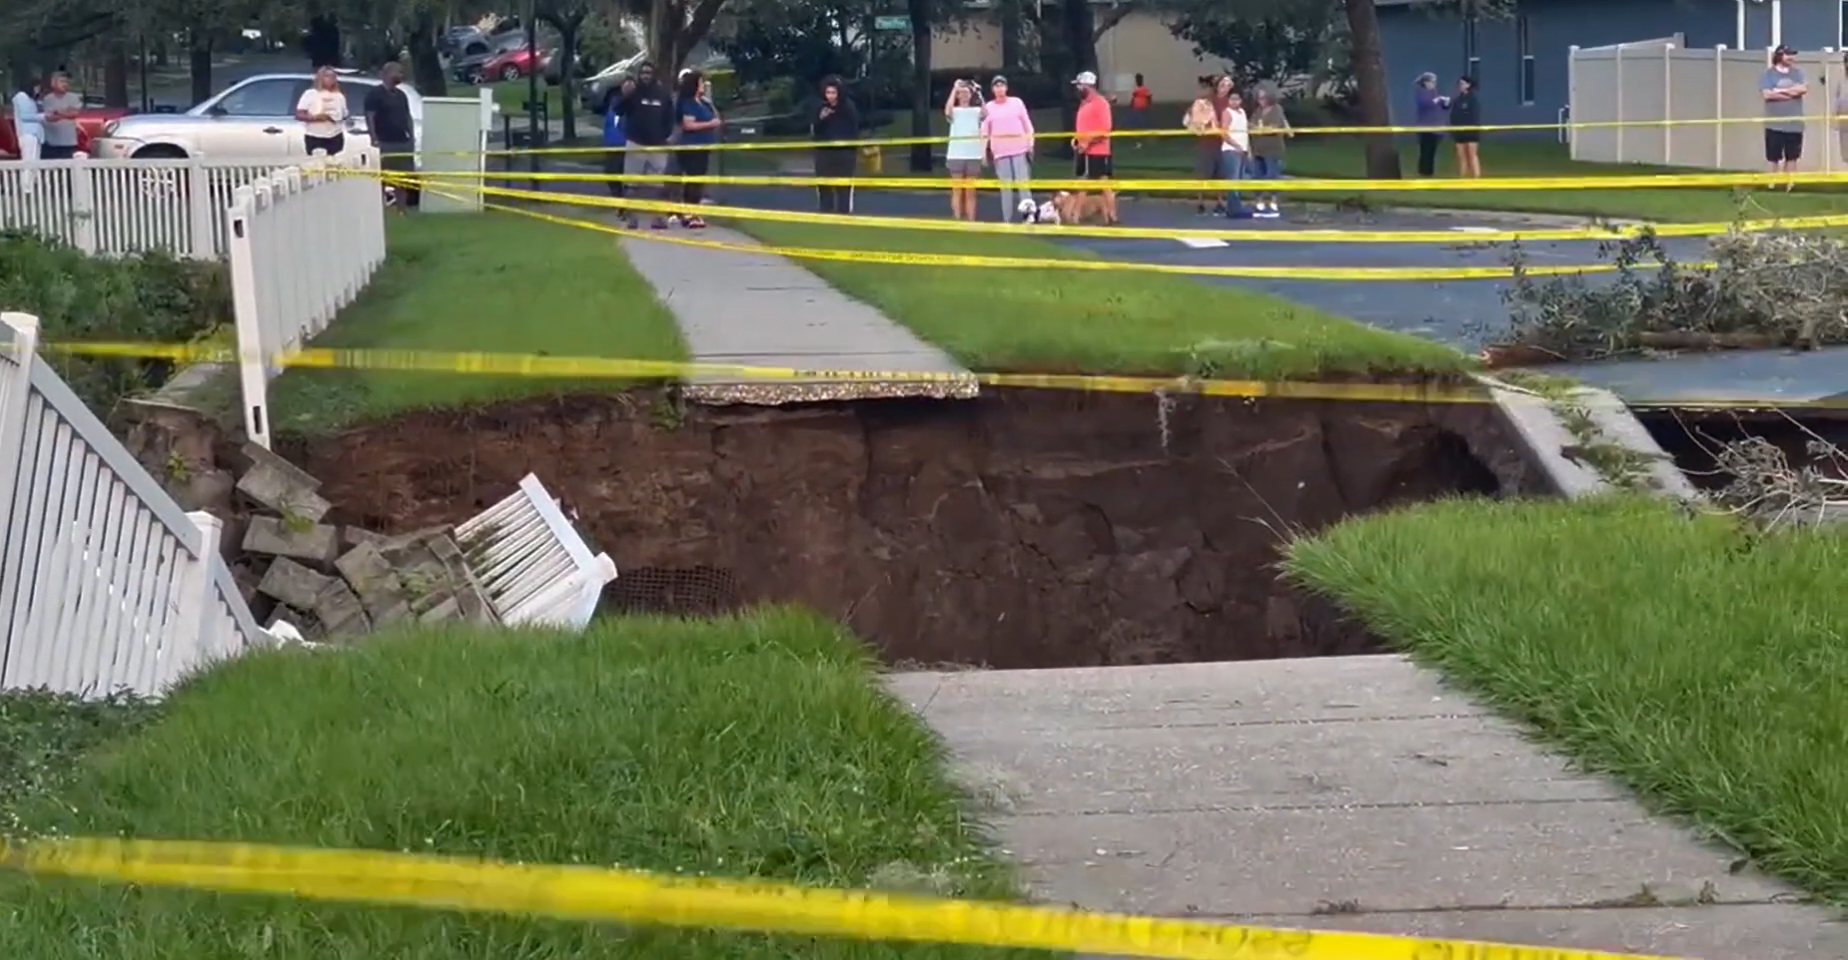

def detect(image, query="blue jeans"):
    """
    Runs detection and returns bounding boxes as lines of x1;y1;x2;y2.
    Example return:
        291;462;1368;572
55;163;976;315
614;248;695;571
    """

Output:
1249;154;1282;203
1219;151;1246;214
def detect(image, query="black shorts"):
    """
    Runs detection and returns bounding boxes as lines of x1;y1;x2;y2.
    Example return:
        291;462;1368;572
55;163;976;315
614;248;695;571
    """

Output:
1075;153;1113;180
305;133;345;156
1766;128;1804;163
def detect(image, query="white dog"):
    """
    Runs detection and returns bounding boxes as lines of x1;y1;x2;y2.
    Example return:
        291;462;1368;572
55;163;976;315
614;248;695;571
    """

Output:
1017;196;1061;225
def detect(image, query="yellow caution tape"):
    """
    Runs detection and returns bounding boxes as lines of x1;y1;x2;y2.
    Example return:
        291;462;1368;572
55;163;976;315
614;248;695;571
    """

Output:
470;180;1848;245
41;339;1488;404
1;836;1701;960
412;112;1848;158
460;193;1649;282
402;165;1848;194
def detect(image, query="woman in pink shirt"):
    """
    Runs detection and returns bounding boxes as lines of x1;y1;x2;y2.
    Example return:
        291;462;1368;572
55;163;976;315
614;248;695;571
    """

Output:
980;75;1036;222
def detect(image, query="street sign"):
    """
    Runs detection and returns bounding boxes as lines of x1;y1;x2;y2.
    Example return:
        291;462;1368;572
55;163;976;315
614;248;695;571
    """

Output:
874;15;911;30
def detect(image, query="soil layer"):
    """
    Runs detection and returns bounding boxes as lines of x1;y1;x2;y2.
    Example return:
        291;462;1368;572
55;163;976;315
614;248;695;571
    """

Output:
287;388;1546;668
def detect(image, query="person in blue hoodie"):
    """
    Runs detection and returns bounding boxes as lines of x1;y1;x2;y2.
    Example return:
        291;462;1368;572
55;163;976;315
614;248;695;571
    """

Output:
600;77;636;199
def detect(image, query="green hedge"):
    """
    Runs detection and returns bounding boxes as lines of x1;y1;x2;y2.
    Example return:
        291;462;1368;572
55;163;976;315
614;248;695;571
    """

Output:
0;231;230;414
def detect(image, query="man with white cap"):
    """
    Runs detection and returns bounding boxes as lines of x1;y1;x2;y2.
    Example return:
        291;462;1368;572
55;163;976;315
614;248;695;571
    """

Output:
1062;70;1118;225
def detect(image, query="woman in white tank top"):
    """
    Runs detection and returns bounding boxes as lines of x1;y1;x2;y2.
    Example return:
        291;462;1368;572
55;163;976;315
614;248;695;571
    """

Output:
944;80;984;221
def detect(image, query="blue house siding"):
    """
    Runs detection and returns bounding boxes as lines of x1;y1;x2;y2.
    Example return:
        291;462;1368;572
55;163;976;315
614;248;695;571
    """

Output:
1377;0;1837;131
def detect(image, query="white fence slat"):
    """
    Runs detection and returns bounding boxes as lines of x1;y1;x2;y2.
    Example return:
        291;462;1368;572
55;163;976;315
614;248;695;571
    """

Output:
0;313;273;698
227;151;386;450
455;474;619;630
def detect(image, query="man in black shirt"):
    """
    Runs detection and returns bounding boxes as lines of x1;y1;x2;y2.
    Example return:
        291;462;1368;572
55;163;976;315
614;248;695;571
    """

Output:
613;61;676;229
365;62;418;212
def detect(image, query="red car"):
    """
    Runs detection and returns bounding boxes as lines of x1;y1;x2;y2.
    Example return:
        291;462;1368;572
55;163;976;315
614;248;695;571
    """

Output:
480;47;552;83
0;104;131;158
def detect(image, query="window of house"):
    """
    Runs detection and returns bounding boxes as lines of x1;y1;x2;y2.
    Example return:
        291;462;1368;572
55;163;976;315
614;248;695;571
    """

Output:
1517;14;1536;105
1464;16;1482;80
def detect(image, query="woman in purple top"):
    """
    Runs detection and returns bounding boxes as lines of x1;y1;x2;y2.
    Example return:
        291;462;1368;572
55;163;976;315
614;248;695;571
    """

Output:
1413;72;1451;177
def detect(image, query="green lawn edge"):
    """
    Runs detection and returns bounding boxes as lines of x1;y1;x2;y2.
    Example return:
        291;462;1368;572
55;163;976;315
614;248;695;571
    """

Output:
1283;495;1848;904
735;220;1469;381
267;211;686;436
0;610;1042;960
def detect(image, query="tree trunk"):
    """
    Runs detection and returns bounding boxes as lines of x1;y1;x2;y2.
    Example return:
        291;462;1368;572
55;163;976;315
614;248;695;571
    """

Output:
187;34;212;105
907;0;932;171
559;17;583;140
408;11;448;97
1342;0;1400;179
1000;0;1020;73
104;33;130;109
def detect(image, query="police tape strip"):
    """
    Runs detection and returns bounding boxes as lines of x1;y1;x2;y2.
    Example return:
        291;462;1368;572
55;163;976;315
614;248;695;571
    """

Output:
50;340;1848;411
0;836;1700;960
405;165;1848;194
429;188;1649;282
468;180;1848;245
39;340;1492;404
414;113;1848;158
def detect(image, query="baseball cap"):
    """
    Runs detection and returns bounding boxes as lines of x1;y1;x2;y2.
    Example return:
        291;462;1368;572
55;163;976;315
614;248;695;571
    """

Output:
1073;70;1098;86
991;74;1008;86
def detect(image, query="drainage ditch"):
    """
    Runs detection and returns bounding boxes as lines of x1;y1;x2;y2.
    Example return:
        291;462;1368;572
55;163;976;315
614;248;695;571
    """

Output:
284;388;1546;668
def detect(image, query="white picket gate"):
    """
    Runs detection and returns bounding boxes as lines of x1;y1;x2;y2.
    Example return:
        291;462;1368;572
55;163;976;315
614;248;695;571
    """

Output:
456;474;618;630
0;157;294;259
227;152;388;449
0;312;272;697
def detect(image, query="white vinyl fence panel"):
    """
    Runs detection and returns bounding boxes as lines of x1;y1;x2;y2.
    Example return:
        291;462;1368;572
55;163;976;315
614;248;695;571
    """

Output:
0;312;272;697
0;157;290;258
455;474;618;630
1570;43;1845;172
229;152;387;449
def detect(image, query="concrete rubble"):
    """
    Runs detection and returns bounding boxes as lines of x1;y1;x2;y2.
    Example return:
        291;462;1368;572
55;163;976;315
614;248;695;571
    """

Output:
232;454;504;642
118;400;503;643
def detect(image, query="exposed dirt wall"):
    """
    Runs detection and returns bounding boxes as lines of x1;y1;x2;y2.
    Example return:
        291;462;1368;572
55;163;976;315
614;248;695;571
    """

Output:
287;389;1546;668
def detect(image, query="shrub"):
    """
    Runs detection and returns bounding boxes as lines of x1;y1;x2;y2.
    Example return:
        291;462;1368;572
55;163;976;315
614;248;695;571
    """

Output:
0;231;230;414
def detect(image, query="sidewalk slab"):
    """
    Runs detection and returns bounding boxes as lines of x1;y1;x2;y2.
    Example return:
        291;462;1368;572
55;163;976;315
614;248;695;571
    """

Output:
888;656;1846;960
617;226;977;405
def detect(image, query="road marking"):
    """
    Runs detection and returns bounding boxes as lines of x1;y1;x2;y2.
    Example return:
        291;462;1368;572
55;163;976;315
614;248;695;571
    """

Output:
1176;237;1230;248
1452;226;1501;233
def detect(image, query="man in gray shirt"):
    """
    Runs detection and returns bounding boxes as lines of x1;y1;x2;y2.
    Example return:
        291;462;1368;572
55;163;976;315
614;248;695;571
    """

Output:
38;72;83;160
1762;44;1808;184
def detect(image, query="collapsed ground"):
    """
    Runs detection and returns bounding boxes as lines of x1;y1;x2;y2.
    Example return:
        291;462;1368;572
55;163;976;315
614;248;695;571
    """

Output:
9;160;1848;950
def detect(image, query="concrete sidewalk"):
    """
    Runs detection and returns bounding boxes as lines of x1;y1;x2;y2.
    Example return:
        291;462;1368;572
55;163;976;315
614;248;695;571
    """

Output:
617;226;976;405
889;657;1845;959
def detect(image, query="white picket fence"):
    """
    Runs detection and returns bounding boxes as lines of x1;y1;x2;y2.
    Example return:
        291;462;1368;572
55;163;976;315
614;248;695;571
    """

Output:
456;474;619;630
1569;42;1848;171
0;311;272;697
0;157;292;259
227;153;388;449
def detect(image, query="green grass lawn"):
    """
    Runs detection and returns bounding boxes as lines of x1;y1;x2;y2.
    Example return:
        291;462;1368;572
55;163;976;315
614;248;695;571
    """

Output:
268;212;684;434
0;610;1035;960
737;221;1469;379
1285;496;1848;902
489;79;566;120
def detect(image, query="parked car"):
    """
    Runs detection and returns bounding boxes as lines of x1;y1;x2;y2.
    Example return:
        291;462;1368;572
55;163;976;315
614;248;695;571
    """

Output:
452;33;530;83
0;103;131;158
480;46;552;83
86;73;425;160
441;25;489;60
